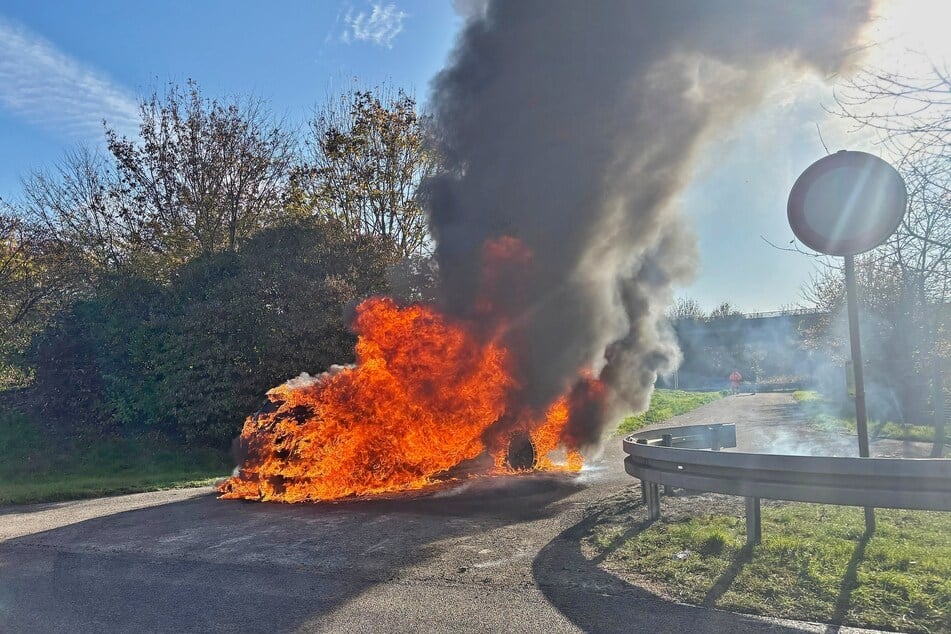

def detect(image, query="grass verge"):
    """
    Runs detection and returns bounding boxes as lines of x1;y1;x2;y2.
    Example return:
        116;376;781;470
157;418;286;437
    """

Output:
0;474;226;506
585;496;951;633
0;407;231;505
793;390;939;444
619;389;726;435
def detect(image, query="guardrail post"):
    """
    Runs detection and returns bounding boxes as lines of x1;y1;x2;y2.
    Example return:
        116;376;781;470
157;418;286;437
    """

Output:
646;482;661;521
636;438;649;502
745;497;761;545
661;434;673;495
864;507;876;536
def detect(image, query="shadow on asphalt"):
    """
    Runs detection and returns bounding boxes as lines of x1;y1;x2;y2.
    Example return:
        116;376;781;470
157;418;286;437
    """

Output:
1;474;588;632
750;402;807;425
531;494;819;633
326;471;588;519
0;500;80;517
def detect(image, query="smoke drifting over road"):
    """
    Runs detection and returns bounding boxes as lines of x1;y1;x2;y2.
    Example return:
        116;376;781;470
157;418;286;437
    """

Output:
424;0;874;446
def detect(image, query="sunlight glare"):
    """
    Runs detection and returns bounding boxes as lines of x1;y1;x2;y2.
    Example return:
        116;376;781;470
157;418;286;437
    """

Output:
871;0;951;68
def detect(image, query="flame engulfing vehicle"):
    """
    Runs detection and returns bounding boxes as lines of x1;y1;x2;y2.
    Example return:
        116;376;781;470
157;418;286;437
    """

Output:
219;263;596;503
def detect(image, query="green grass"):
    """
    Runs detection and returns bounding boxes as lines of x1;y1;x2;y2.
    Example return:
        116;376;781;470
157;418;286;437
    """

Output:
0;407;231;505
0;474;226;506
794;390;940;443
587;502;951;633
792;389;823;403
619;389;726;435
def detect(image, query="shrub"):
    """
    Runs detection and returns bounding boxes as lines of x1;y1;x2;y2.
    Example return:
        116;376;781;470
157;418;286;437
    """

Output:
26;219;389;447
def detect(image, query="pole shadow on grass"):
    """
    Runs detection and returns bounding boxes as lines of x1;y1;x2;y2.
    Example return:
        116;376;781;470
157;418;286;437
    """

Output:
532;493;813;634
826;534;870;631
589;514;656;566
702;543;754;607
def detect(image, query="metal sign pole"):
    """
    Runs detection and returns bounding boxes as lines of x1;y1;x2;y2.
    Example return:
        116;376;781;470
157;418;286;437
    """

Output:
844;253;876;533
787;151;906;538
844;255;870;457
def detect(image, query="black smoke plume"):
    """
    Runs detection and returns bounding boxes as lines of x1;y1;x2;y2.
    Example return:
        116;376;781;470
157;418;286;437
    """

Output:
424;0;873;446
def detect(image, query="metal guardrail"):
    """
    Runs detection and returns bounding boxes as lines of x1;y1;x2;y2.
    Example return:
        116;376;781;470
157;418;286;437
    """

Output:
744;307;822;320
623;424;951;545
670;307;822;324
627;423;738;450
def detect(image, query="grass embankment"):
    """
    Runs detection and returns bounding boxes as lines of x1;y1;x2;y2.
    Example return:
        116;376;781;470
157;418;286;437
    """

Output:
618;389;726;435
0;408;231;505
586;500;951;633
793;390;940;443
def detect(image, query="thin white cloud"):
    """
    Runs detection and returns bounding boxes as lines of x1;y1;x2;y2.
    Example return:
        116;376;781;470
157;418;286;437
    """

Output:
0;17;139;141
343;3;408;48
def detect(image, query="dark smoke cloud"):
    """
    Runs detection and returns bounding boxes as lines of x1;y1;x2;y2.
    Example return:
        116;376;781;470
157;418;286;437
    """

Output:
424;0;873;445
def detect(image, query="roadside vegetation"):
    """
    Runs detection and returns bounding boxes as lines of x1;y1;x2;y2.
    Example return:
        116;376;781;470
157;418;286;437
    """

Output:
793;390;942;445
585;498;951;633
0;408;230;505
618;389;725;435
0;80;426;505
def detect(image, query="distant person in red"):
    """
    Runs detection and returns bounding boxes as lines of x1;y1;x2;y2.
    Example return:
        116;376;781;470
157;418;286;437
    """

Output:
729;369;742;395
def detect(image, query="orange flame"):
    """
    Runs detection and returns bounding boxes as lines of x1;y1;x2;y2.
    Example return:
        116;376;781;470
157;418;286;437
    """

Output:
219;238;602;503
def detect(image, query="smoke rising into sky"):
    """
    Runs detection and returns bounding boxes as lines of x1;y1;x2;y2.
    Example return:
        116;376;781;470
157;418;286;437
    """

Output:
425;0;874;443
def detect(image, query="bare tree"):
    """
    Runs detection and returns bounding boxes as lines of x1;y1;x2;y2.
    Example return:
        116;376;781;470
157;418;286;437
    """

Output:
666;296;705;321
833;60;951;294
20;146;130;277
819;60;951;454
708;301;744;320
295;84;438;260
833;61;951;160
0;211;32;330
0;208;73;358
106;80;296;264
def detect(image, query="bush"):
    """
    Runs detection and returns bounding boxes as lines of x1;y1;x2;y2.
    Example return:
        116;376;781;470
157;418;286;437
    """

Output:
26;219;389;447
0;407;43;467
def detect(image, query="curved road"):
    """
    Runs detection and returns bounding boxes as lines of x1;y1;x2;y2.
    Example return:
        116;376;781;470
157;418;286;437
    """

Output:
0;393;897;633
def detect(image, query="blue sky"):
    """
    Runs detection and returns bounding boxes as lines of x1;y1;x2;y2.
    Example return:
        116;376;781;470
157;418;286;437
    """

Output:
0;1;459;193
0;0;946;313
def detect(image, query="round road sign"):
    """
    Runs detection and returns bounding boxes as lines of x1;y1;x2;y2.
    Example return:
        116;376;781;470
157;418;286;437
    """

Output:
787;150;907;256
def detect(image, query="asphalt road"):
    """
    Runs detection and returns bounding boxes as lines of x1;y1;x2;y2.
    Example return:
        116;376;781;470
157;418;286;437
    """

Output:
1;393;901;633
